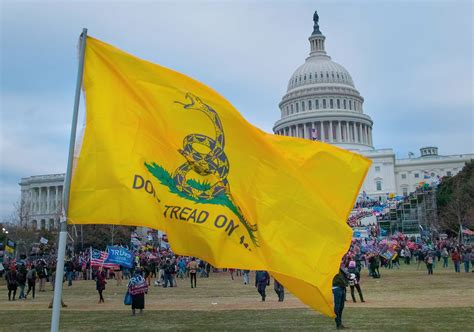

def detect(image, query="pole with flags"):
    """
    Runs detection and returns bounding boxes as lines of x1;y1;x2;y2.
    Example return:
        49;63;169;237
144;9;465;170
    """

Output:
50;28;88;332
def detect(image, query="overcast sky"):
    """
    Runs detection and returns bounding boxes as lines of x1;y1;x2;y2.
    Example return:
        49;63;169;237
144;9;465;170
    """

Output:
1;0;473;219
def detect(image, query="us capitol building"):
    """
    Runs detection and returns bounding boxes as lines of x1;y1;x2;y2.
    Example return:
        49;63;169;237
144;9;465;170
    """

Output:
19;11;473;230
273;11;473;198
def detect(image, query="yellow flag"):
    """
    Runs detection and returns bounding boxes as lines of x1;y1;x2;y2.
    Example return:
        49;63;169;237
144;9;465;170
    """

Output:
69;36;371;317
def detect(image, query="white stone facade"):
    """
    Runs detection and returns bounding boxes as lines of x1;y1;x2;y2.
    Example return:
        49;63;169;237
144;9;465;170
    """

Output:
273;12;473;198
19;174;64;230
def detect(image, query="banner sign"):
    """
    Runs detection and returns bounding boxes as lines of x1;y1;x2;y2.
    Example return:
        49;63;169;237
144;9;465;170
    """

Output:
40;237;49;245
105;246;133;268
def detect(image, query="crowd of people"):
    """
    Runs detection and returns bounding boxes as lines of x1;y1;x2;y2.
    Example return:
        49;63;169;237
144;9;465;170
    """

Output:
2;217;472;328
2;243;287;316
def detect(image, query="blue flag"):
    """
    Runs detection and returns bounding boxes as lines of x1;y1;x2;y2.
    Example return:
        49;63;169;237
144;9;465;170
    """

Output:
105;246;133;268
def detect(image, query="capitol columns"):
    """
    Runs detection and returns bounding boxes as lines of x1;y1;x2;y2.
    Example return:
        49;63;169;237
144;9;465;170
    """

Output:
366;126;370;145
47;186;50;213
337;121;342;142
356;123;361;143
329;121;333;143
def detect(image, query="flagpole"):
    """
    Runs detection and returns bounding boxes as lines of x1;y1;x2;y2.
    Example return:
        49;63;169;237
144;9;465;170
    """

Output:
51;28;88;332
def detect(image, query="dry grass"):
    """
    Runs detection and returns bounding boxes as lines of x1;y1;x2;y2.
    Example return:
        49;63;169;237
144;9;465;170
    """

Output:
0;263;472;330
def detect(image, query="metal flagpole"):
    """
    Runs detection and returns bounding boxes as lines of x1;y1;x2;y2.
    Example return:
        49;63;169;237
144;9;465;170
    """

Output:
51;28;88;332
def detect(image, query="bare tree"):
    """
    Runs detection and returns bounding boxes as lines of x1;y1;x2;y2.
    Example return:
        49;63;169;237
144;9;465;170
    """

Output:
437;161;474;239
11;198;30;228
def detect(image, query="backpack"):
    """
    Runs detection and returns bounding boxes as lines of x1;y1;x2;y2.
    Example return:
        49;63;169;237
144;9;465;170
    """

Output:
165;264;175;274
27;269;36;281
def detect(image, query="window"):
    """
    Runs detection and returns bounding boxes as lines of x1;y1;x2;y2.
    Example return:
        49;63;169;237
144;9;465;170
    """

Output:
414;173;419;178
308;100;312;110
323;99;327;109
302;101;305;111
447;171;452;176
401;174;407;179
291;104;294;114
330;99;334;108
296;103;299;112
375;166;381;172
349;100;352;110
309;73;312;79
326;73;329;78
315;100;319;109
343;100;347;109
337;99;340;108
304;75;306;81
402;188;408;196
376;180;382;191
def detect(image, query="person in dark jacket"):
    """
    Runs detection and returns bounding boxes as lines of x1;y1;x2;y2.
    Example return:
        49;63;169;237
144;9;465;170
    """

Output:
96;268;107;303
274;279;284;302
255;270;270;301
162;259;174;288
17;265;27;300
5;266;18;301
65;259;74;287
26;265;37;299
332;268;349;330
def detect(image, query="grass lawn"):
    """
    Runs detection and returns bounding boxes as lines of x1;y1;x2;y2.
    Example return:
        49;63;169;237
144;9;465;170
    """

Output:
0;263;472;331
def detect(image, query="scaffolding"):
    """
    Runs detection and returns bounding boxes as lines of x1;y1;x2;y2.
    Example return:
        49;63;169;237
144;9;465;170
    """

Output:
380;188;438;235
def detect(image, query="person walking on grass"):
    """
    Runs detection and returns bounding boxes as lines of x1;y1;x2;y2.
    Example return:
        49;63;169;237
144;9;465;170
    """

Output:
25;264;37;299
425;253;434;275
187;257;198;288
5;265;18;301
242;269;250;285
37;261;48;292
17;265;27;300
162;259;174;288
96;267;107;303
274;278;284;302
332;268;349;330
255;270;270;301
451;249;461;273
441;248;449;268
461;249;471;273
128;270;148;316
348;260;365;303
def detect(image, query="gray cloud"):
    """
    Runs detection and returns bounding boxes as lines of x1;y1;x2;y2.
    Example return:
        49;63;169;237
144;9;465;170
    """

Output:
1;1;472;218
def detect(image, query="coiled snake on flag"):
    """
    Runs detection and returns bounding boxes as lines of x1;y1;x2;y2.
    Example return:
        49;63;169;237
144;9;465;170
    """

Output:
173;93;257;233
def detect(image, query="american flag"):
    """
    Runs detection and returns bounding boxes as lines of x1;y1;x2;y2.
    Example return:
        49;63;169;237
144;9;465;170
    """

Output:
90;248;119;269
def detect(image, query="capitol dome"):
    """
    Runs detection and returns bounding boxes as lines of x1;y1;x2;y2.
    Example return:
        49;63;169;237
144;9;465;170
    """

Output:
287;59;355;91
273;11;374;151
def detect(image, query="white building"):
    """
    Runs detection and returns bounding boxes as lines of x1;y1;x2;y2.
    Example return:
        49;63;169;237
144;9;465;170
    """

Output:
273;11;473;198
19;174;64;230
